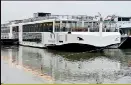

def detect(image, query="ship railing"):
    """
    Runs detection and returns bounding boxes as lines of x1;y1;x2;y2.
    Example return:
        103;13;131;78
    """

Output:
1;33;9;35
118;21;131;24
22;15;95;23
1;27;10;30
1;23;11;27
9;20;23;24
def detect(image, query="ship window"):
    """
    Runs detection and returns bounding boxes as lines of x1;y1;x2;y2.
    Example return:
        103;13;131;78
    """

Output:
55;21;60;32
129;29;131;36
33;24;35;32
13;26;19;32
43;22;53;32
122;18;130;21
35;23;38;32
34;24;36;32
61;21;67;32
25;25;28;32
26;25;28;32
93;22;99;32
39;23;41;32
88;22;92;32
38;23;40;32
102;21;118;32
45;23;48;32
118;18;121;21
55;21;78;32
28;25;30;32
72;21;88;32
48;23;53;32
118;17;130;21
61;21;72;32
89;22;99;32
31;24;33;32
25;25;29;32
30;24;32;32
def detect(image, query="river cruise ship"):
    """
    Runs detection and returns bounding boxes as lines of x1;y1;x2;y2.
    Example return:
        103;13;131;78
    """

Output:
2;13;121;51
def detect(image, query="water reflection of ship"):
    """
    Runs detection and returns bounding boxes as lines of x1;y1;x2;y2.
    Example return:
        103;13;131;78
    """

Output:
1;46;19;65
18;46;131;83
1;46;131;84
47;48;131;63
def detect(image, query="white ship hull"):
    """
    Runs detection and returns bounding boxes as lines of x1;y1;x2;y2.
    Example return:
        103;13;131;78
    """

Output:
19;32;120;51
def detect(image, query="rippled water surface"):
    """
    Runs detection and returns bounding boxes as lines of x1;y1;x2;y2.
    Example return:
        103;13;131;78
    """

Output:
1;45;131;84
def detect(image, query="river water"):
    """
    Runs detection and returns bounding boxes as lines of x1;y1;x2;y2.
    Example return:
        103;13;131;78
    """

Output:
1;45;131;84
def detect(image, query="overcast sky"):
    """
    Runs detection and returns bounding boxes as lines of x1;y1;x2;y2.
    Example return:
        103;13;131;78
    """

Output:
1;1;131;24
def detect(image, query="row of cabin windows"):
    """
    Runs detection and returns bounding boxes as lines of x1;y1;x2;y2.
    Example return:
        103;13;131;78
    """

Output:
23;39;42;43
55;27;99;32
22;21;118;32
23;22;53;32
102;23;118;32
102;27;118;32
55;21;100;32
118;18;130;21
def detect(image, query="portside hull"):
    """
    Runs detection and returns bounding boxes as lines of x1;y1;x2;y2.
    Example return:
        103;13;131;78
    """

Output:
19;41;120;52
1;39;19;45
20;42;103;52
47;43;105;52
19;42;46;48
119;37;131;49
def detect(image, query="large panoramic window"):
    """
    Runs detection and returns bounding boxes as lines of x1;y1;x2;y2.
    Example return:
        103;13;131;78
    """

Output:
55;21;75;32
72;21;86;32
89;22;99;32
